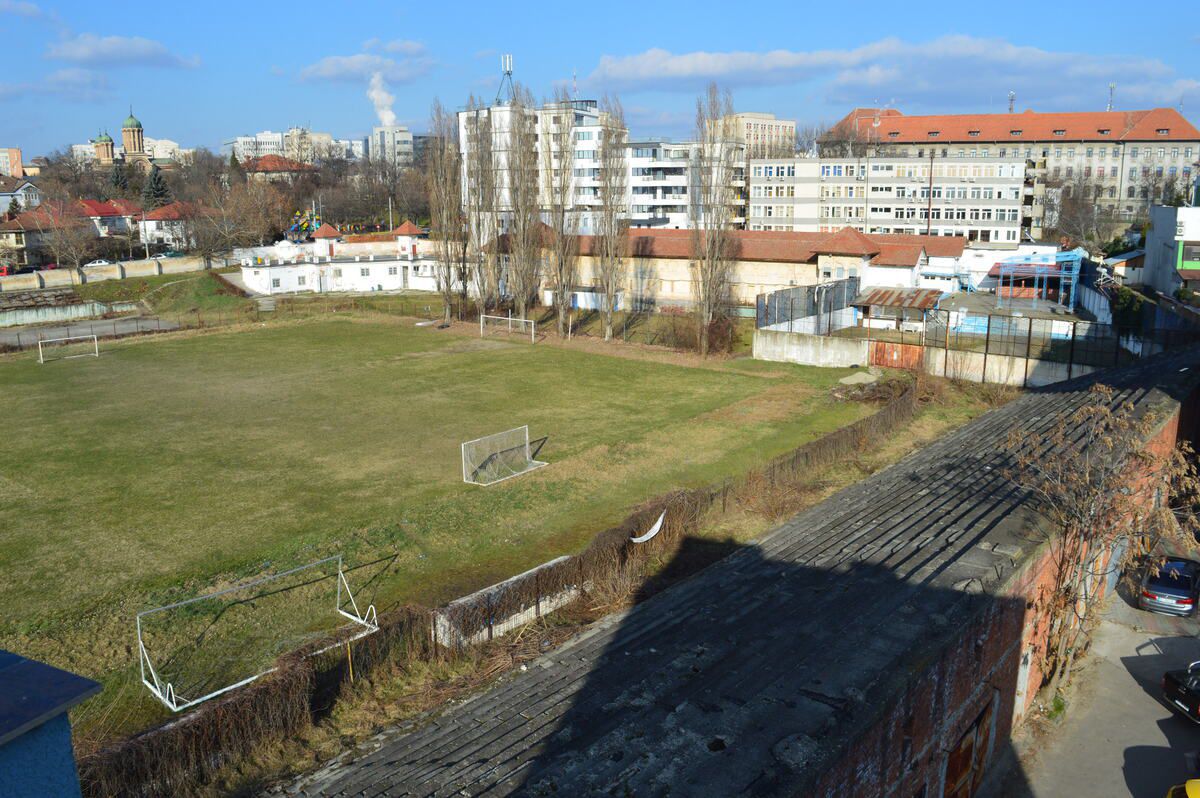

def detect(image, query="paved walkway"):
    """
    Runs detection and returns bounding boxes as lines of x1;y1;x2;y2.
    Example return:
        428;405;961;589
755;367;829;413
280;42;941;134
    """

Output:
0;316;180;349
1015;591;1200;798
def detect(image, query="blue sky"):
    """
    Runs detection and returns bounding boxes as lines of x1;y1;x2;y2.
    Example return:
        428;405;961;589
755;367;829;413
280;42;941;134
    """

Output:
2;0;1198;156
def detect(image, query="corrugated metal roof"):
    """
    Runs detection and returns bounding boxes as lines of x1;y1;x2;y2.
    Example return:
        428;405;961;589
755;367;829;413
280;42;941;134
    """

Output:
852;287;943;310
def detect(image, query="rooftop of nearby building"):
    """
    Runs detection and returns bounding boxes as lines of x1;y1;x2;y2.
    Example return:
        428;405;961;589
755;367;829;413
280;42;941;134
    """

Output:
142;201;197;222
296;345;1200;797
0;650;100;748
241;154;314;173
827;106;1200;144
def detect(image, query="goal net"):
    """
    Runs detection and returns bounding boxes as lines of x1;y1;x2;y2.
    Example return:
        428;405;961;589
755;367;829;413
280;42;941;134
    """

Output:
136;555;378;712
462;425;548;486
38;334;99;364
480;314;536;343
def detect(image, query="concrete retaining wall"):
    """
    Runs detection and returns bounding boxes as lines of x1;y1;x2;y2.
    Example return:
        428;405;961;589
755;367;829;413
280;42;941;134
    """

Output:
0;301;138;328
0;256;208;293
753;328;869;368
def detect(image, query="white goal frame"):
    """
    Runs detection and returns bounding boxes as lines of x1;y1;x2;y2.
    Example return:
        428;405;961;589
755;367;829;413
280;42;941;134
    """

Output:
37;334;99;364
480;314;536;343
461;425;549;486
136;555;378;712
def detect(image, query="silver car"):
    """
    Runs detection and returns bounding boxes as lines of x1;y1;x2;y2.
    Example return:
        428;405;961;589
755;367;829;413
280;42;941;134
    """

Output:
1139;558;1200;617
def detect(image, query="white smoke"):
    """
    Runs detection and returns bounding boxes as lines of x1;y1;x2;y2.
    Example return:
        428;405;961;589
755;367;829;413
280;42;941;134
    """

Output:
367;71;397;127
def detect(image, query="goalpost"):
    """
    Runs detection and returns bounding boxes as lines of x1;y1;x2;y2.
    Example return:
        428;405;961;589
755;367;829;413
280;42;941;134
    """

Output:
37;334;99;364
136;555;378;712
480;314;536;343
462;425;549;486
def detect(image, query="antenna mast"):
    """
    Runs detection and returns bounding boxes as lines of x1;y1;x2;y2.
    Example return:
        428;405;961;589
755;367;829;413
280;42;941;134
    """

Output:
495;54;515;105
1008;91;1015;113
1107;83;1116;112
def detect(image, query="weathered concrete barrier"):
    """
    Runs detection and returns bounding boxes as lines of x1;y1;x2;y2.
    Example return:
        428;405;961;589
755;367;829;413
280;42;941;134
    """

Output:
753;327;868;368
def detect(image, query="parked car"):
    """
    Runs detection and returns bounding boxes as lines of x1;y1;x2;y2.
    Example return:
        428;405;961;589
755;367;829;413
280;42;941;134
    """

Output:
1163;662;1200;725
1166;779;1200;797
84;259;114;267
1139;558;1200;616
161;250;185;258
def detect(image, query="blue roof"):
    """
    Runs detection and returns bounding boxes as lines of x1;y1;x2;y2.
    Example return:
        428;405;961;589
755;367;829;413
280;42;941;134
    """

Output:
0;650;100;747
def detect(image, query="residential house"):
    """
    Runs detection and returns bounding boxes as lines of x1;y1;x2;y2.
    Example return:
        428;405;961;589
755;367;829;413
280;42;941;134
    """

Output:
242;154;315;183
0;176;42;213
138;201;195;249
0;204;93;270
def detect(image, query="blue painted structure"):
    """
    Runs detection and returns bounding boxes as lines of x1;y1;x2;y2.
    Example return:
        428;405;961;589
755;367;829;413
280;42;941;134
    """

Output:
994;248;1085;311
0;650;100;798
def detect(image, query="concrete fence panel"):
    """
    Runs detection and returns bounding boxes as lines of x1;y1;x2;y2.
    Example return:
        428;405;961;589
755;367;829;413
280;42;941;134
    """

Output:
752;328;869;368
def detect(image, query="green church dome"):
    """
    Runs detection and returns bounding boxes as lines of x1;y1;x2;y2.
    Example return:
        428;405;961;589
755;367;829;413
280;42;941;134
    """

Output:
123;112;142;130
95;131;113;143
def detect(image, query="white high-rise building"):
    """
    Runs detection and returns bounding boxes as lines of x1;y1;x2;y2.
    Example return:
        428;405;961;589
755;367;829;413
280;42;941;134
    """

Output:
369;126;415;166
224;131;285;161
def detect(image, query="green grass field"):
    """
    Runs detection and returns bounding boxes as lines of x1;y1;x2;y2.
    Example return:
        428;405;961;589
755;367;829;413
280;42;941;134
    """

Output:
0;316;885;743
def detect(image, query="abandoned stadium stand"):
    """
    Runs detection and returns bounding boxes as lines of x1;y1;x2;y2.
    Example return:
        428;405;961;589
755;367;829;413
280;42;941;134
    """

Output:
293;350;1200;797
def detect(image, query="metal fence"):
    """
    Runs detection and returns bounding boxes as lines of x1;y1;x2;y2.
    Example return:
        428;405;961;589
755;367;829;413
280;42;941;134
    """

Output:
755;278;859;333
923;310;1200;370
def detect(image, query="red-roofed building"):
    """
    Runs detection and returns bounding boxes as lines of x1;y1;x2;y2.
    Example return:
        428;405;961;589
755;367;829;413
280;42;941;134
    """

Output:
138;201;197;249
820;105;1200;231
242;154;315;184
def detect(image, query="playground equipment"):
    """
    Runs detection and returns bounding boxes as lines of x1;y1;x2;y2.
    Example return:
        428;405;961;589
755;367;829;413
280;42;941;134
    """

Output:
288;208;322;240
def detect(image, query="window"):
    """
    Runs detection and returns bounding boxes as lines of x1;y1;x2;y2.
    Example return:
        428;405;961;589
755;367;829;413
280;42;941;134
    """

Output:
888;131;899;139
1172;148;1180;158
927;131;940;138
333;268;342;277
1053;129;1066;136
1157;128;1170;135
360;267;370;276
968;130;980;137
271;278;280;288
1086;147;1093;157
1131;147;1139;157
1010;129;1022;136
388;266;398;275
297;275;306;286
1098;128;1111;135
1158;148;1166;158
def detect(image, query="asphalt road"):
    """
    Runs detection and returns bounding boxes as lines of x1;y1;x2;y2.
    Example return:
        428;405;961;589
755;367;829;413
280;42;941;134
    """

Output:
1016;588;1200;797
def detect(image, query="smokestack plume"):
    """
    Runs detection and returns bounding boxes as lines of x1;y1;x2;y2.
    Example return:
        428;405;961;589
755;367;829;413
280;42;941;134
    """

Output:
368;72;397;127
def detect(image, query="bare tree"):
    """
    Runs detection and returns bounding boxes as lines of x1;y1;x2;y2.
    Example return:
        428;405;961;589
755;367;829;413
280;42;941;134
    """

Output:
690;83;737;356
795;122;830;156
464;95;500;311
428;99;465;325
505;84;542;319
1045;174;1118;252
542;88;579;336
1004;384;1198;700
595;94;628;341
33;200;97;272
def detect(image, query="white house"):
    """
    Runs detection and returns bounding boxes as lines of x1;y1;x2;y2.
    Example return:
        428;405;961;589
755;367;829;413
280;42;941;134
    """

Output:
138;201;194;249
0;176;41;212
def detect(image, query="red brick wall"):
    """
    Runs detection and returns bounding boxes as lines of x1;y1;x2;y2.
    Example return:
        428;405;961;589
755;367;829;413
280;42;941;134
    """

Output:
810;405;1187;797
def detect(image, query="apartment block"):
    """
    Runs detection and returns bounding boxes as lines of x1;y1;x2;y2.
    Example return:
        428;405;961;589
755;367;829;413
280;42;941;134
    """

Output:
749;155;1026;245
224;131;285;161
823;107;1200;235
370;125;415;166
723;112;797;158
0;148;23;178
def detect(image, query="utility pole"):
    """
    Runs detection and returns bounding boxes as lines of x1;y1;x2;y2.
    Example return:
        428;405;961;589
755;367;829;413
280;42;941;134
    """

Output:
925;148;935;236
388;196;394;230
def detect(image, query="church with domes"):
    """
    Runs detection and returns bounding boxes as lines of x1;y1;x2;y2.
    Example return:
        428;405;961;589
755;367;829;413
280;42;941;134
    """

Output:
90;109;177;173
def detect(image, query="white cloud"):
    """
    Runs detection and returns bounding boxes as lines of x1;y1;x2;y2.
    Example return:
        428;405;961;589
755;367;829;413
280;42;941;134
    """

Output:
299;52;432;84
0;0;41;16
46;33;199;68
366;39;425;56
587;36;1200;112
0;67;109;102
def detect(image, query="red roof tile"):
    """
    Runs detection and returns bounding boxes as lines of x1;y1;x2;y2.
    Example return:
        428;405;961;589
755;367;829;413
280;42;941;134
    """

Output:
828;106;1200;144
394;220;423;236
109;199;142;216
870;243;925;267
813;226;880;256
143;201;196;221
77;199;121;217
242;154;314;173
312;223;341;239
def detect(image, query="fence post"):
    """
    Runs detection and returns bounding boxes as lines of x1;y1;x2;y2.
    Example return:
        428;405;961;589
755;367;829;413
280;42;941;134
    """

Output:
1067;322;1077;380
16;331;21;349
1023;317;1033;389
980;315;991;384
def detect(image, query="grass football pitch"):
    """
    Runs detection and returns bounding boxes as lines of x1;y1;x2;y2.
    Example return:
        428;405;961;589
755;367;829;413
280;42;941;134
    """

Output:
0;316;879;741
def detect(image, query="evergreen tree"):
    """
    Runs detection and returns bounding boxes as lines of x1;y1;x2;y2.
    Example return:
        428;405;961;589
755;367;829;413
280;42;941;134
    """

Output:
141;164;172;210
6;197;19;219
109;162;129;195
228;152;241;172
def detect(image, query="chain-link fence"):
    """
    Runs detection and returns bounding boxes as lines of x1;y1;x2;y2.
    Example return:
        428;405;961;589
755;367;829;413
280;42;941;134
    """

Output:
755;279;859;334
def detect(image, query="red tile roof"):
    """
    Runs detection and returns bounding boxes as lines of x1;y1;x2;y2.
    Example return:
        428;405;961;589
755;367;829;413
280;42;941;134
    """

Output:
109;199;141;216
0;202;87;232
77;199;121;217
870;243;925;267
828;106;1200;144
815;226;880;256
242;154;314;173
311;222;341;239
142;201;196;221
394;220;423;236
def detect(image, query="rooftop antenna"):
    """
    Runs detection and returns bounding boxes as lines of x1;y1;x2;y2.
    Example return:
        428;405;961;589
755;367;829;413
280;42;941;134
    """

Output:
572;68;577;100
1107;83;1116;112
495;54;515;105
1008;91;1015;113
